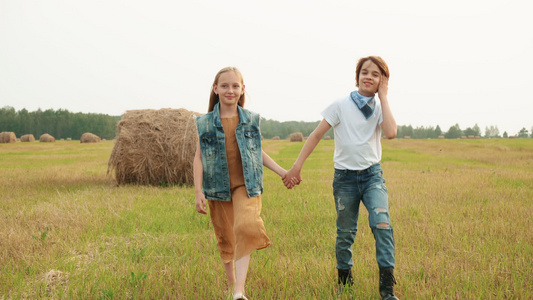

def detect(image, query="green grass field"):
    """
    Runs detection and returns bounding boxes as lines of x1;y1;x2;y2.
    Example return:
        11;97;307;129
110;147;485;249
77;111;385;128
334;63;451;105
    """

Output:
1;139;532;299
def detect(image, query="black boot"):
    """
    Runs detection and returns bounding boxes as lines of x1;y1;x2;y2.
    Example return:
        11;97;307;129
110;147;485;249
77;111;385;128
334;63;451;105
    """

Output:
379;268;398;300
338;268;354;287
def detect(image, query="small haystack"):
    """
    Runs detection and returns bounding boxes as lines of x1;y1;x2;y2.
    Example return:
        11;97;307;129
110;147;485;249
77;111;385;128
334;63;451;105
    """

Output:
0;132;16;143
39;133;56;142
20;134;36;142
80;132;101;143
271;136;280;140
289;132;304;142
107;108;201;186
323;136;331;140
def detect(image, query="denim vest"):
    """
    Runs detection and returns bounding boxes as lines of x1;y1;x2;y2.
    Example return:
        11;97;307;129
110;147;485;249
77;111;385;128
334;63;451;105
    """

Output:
195;103;263;201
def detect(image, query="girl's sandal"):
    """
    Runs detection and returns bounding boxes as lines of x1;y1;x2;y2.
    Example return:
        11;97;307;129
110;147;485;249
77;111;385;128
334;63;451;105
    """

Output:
233;293;248;300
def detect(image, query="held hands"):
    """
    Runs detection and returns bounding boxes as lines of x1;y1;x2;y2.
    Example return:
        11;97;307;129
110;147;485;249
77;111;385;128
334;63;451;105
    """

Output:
282;166;302;189
195;191;207;214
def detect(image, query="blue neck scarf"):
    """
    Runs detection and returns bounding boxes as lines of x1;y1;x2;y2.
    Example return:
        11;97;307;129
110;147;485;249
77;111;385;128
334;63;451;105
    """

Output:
350;90;375;120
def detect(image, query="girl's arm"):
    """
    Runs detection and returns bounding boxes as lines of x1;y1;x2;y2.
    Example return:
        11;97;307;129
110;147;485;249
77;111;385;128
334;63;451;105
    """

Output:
193;141;207;214
283;119;332;187
378;75;397;139
262;150;287;178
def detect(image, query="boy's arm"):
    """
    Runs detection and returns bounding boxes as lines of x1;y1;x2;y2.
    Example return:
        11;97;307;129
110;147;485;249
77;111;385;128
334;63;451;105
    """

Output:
193;141;207;214
283;119;332;187
378;75;397;139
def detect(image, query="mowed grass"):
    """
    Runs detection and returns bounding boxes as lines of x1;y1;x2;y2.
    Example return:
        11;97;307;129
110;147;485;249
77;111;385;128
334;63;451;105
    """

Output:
0;139;532;299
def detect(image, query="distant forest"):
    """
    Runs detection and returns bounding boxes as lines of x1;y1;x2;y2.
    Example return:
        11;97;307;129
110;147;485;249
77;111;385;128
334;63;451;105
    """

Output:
1;106;531;140
0;106;119;140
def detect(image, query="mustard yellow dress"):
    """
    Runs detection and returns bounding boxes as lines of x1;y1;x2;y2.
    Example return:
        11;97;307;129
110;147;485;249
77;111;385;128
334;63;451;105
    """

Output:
208;115;271;263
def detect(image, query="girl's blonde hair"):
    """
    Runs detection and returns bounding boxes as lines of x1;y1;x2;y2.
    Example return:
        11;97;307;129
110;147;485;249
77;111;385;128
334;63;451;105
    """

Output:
208;67;246;112
355;56;390;87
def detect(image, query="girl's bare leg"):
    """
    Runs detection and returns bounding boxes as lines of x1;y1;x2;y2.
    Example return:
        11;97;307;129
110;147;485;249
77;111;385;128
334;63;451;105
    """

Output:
234;254;251;296
224;261;236;292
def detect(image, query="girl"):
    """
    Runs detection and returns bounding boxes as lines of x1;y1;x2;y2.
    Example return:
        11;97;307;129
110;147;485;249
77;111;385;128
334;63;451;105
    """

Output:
194;67;288;300
283;56;399;300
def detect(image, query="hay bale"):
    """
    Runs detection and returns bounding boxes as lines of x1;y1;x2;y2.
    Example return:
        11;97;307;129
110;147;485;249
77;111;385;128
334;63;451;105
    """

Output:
323;136;331;140
107;108;201;186
0;132;16;143
20;134;35;142
80;132;101;143
39;133;56;142
271;136;280;140
289;132;304;142
66;138;72;141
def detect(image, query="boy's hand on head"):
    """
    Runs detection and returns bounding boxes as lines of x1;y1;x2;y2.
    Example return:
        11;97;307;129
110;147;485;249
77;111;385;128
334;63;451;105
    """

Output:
378;75;389;99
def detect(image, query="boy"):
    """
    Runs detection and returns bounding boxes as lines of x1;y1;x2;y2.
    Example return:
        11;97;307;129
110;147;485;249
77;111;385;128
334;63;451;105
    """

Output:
284;56;399;300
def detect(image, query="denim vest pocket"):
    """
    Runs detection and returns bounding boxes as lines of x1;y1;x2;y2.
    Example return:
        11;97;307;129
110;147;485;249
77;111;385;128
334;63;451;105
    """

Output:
244;130;260;151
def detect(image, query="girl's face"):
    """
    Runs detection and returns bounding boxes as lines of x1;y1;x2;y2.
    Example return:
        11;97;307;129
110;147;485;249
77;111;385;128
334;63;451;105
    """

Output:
213;71;244;107
358;60;382;97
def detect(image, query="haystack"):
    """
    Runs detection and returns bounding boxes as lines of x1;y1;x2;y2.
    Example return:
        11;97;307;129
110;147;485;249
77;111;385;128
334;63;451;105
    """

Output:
80;132;101;143
0;132;16;143
289;132;304;142
39;133;56;142
271;136;280;140
20;134;36;142
107;108;201;186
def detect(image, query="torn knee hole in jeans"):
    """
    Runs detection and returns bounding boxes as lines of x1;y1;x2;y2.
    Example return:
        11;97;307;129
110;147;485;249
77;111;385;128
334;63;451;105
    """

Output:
374;208;390;229
374;207;387;214
337;198;345;210
377;223;390;229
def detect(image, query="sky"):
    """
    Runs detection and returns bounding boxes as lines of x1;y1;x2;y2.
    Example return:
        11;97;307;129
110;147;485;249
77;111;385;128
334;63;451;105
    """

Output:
1;0;532;136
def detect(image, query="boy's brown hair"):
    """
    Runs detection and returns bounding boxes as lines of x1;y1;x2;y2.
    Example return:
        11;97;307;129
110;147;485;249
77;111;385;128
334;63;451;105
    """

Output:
355;56;390;87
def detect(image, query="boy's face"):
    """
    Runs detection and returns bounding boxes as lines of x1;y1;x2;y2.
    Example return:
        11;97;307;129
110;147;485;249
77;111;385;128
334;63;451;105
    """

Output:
358;60;381;97
213;71;245;107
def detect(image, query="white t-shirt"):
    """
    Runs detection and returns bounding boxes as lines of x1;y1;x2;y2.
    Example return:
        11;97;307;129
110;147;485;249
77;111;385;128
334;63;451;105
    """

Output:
321;94;383;170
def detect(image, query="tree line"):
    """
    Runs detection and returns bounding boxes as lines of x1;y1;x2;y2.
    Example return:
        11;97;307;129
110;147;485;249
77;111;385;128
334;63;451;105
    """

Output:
0;106;119;140
397;124;532;139
1;106;531;140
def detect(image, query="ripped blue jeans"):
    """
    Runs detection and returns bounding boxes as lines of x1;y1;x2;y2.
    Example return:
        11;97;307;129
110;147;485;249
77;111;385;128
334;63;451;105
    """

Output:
332;163;395;270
